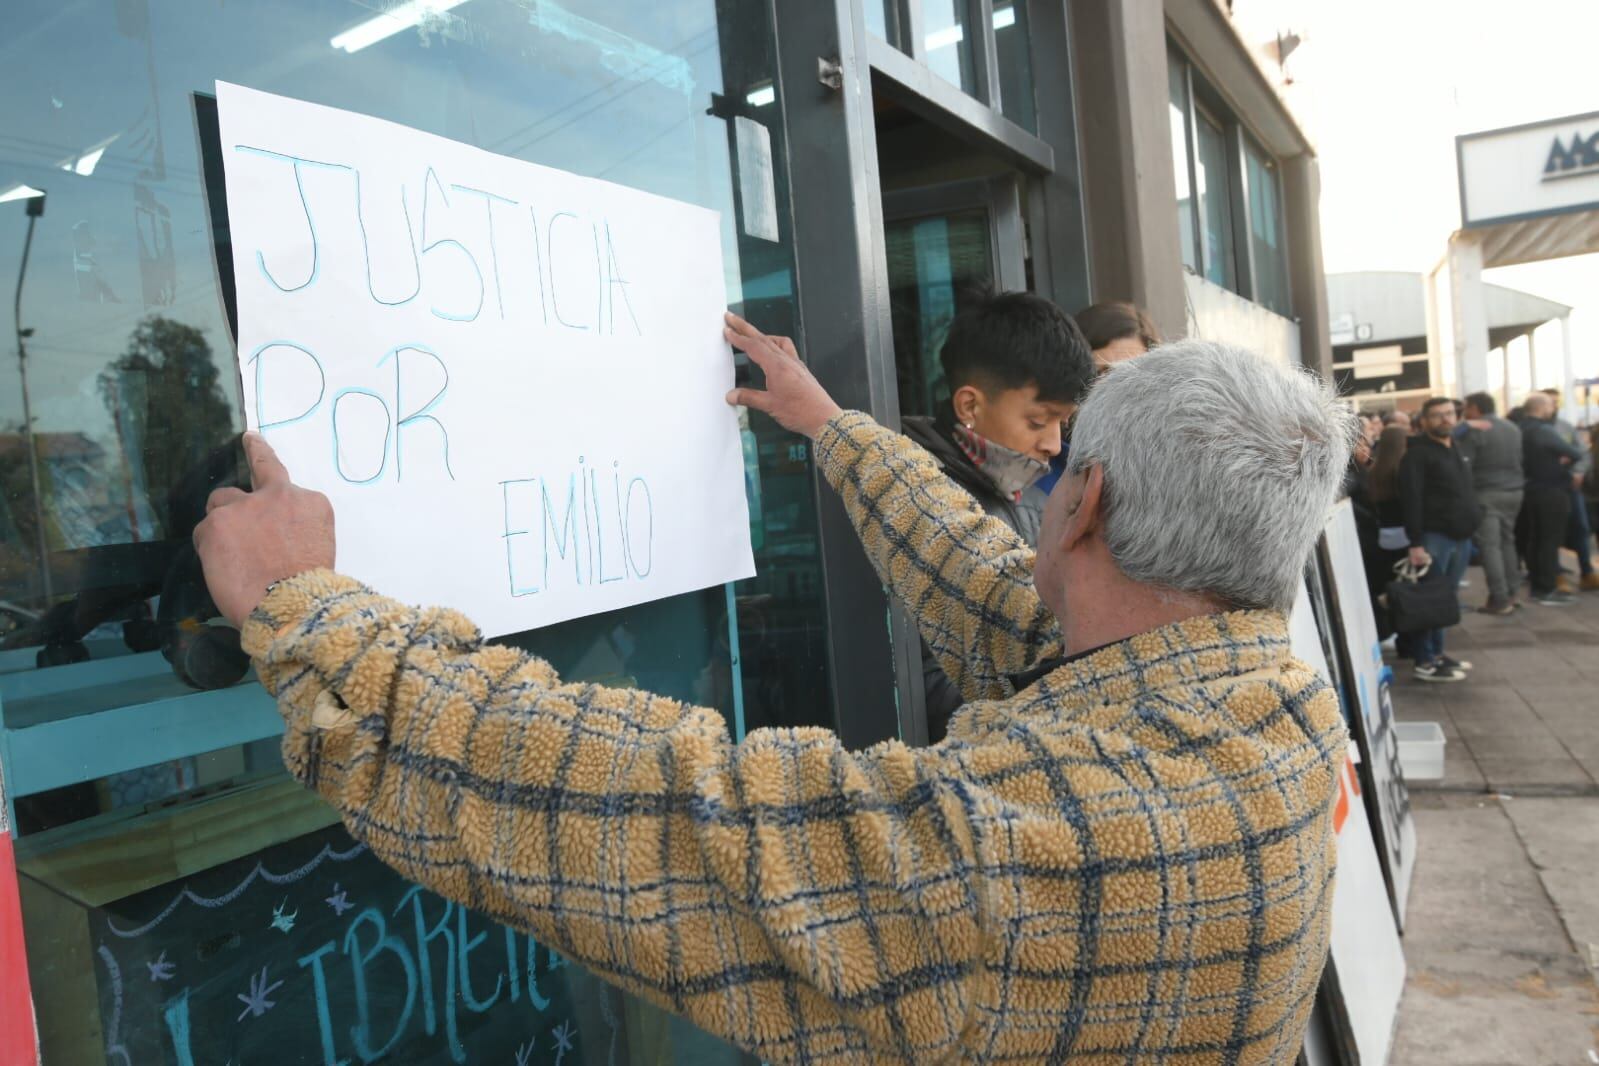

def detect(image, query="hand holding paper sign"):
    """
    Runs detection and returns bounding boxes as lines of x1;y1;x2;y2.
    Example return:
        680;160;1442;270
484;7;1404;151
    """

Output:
194;433;335;627
723;311;842;439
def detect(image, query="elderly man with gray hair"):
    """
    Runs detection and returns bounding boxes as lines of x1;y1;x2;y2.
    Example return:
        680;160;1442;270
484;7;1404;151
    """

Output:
194;315;1354;1065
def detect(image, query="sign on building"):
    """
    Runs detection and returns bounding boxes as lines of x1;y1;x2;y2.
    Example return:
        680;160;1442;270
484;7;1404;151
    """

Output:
1457;109;1599;227
217;83;755;638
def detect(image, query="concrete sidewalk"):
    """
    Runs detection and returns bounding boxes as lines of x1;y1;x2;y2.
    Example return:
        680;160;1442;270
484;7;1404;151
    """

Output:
1387;565;1599;1065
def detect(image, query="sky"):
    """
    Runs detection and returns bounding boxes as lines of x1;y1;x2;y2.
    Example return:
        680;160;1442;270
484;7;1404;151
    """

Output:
1233;0;1599;382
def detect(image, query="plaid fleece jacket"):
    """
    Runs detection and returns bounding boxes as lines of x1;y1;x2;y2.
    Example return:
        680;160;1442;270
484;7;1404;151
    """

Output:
243;410;1346;1064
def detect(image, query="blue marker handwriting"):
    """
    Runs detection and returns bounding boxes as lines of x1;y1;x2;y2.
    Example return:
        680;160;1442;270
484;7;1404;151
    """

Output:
501;460;654;597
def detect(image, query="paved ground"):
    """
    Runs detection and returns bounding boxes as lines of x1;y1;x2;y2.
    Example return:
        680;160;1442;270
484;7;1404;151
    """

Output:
1387;556;1599;1065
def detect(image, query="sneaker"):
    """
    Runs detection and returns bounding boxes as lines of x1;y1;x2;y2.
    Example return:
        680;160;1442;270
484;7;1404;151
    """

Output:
1437;654;1473;672
1581;574;1599;592
1535;590;1576;607
1478;599;1515;616
1414;661;1467;683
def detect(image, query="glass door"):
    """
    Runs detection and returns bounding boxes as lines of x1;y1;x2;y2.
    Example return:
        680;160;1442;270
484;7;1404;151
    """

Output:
882;176;1026;419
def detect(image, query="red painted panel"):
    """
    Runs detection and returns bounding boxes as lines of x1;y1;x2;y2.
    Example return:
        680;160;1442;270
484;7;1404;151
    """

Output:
0;832;38;1066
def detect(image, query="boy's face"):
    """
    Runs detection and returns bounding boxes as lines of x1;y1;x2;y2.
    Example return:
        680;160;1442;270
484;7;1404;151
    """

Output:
954;383;1075;463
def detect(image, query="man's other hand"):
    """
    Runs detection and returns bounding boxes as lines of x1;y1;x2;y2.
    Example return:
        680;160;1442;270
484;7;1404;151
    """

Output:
723;311;842;439
1408;546;1431;569
194;432;335;627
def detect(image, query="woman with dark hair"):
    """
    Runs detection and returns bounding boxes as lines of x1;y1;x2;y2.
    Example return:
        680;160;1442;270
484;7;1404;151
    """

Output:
1368;425;1411;643
1074;300;1163;372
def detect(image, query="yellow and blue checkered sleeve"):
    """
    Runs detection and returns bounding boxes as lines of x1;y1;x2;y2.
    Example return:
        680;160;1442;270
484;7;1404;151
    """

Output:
241;570;1000;1064
815;411;1063;701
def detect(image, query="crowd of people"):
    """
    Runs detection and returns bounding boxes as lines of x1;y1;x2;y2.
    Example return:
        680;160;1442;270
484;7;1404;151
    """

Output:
1347;387;1599;683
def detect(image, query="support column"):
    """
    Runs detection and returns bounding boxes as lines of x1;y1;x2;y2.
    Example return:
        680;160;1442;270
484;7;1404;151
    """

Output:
1282;154;1332;377
1445;233;1490;396
1559;314;1575;423
1065;0;1187;340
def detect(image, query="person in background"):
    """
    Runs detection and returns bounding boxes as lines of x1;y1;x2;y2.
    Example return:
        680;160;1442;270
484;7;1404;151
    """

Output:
1033;300;1162;496
1368;426;1412;651
1074;300;1163;374
1521;391;1588;606
1399;397;1482;682
900;291;1094;739
1586;425;1599;559
1383;408;1414;433
1538;388;1598;591
1457;392;1524;615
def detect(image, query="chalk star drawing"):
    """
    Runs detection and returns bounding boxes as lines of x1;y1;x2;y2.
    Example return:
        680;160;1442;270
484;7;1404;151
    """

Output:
325;883;354;916
236;967;284;1021
145;950;175;982
514;1039;535;1066
270;897;297;934
551;1019;576;1065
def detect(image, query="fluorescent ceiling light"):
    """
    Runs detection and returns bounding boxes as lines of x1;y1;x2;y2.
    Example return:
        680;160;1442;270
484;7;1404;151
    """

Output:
331;0;468;54
925;24;963;51
0;184;46;204
745;83;775;108
993;5;1016;30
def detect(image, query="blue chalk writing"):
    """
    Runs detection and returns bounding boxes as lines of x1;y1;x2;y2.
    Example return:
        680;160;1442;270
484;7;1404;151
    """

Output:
236;965;285;1020
354;169;421;307
104;841;367;938
297;940;352;1066
451;182;517;320
546;211;589;330
378;344;455;481
160;988;193;1066
526;206;550;326
604;221;641;335
420;167;485;322
233;145;351;292
250;341;325;431
331;388;393;485
395;885;465;1062
98;944;133;1066
457;905;504;1015
542;474;584;588
502;478;541;597
344;907;419;1061
625;476;654;577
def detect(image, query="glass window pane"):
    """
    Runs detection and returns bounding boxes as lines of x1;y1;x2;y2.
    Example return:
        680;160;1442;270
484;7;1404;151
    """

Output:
1195;113;1238;290
885;210;996;417
993;0;1036;133
1168;58;1198;273
2;0;818;1060
1246;140;1291;316
923;0;975;93
865;0;891;41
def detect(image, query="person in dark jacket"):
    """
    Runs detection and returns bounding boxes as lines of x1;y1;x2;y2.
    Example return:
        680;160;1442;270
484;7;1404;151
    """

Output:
1538;388;1598;591
1521;391;1588;606
901;291;1093;739
1398;396;1483;682
1457;392;1524;613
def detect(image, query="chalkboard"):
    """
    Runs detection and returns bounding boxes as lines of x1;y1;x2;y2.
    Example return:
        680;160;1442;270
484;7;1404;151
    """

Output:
87;823;745;1065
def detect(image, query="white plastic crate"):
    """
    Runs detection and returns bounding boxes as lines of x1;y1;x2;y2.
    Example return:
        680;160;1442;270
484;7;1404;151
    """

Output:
1395;721;1446;781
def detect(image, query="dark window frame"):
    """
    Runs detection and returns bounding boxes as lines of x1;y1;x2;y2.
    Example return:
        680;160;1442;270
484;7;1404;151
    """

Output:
1167;43;1293;317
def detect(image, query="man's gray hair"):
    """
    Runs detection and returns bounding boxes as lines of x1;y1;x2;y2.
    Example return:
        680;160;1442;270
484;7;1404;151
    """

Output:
1067;340;1356;612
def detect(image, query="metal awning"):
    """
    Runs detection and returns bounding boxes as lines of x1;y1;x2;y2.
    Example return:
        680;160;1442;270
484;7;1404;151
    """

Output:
1468;208;1599;269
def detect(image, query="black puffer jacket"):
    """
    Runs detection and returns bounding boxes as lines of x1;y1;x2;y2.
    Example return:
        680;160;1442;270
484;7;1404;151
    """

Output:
901;413;1044;741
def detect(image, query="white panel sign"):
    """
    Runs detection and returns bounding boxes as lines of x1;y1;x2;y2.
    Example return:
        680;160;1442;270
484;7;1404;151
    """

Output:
1288;582;1405;1066
1322;501;1418;924
216;83;754;637
1458;110;1599;226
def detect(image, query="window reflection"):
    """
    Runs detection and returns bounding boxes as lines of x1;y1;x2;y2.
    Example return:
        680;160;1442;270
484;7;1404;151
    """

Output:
3;0;819;1060
923;0;974;92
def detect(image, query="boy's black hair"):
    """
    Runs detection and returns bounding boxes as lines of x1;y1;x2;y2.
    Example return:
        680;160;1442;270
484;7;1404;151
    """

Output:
938;290;1094;405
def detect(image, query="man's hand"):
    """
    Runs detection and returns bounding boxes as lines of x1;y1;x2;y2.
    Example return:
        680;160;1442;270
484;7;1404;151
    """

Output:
1408;546;1431;569
723;311;842;439
193;433;335;627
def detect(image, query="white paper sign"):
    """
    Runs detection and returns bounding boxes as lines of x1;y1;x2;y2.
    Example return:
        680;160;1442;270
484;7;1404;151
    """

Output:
216;83;754;637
